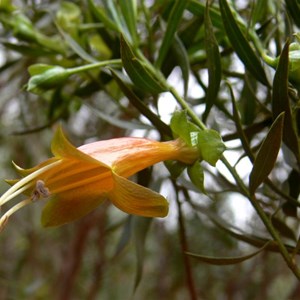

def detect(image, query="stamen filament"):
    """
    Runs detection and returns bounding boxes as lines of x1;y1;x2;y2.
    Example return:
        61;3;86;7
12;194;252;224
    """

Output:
0;160;62;206
0;198;32;232
1;181;34;206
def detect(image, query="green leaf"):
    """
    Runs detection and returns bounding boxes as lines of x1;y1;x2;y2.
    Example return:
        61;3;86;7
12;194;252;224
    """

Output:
110;68;172;138
272;40;300;162
56;25;98;63
219;0;269;86
173;34;190;97
186;242;269;265
203;1;222;121
197;129;226;166
88;0;120;32
120;35;167;94
156;0;188;69
285;0;300;28
85;103;153;131
271;216;296;241
249;113;285;194
113;216;132;258
119;0;138;45
28;64;56;76
187;1;223;30
187;161;206;193
27;65;70;93
170;110;200;146
132;216;152;292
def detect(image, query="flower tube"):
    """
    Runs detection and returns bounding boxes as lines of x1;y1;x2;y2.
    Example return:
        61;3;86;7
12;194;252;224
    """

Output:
0;126;199;230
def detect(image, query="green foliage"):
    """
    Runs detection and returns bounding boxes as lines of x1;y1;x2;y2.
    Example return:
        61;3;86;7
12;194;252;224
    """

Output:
1;0;300;299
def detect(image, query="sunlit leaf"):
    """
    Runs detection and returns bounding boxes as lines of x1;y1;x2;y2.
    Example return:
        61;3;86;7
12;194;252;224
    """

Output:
170;110;200;146
249;112;285;194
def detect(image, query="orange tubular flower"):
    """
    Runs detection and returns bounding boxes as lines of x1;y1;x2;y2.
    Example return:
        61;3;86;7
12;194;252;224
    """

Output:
0;126;199;230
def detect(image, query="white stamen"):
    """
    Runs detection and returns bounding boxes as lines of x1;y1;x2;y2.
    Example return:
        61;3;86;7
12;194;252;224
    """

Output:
0;198;32;232
0;160;62;207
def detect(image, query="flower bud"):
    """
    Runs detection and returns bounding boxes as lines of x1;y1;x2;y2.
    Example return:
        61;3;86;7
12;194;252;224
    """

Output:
263;42;300;84
27;64;70;93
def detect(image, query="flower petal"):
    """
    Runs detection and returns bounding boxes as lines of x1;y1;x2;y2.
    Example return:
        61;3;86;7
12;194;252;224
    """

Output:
108;172;169;217
51;125;109;168
41;183;109;227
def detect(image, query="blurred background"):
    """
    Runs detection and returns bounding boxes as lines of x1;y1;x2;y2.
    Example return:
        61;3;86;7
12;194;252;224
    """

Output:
0;0;300;299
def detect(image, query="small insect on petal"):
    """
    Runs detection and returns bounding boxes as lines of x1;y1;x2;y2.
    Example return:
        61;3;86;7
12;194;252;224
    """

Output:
31;180;50;202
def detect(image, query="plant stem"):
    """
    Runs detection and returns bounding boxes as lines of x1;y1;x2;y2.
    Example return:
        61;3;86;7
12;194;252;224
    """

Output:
169;85;300;279
168;86;206;130
221;156;300;279
68;59;122;75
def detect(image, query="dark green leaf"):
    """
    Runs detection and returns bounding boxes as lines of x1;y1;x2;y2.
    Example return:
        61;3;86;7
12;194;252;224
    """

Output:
285;0;300;28
197;129;226;166
120;35;167;94
219;0;269;86
187;1;223;30
272;40;300;162
187;161;206;193
113;216;132;258
203;1;222;121
172;34;190;97
249;112;285;194
271;216;296;241
110;68;172;138
186;243;269;265
85;103;153;130
132;216;152;292
156;0;188;68
88;0;120;32
119;0;138;45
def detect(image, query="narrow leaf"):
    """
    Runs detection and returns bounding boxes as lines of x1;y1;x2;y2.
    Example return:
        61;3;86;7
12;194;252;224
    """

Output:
132;217;152;292
110;68;172;138
285;0;300;28
113;216;132;258
219;0;269;86
88;0;120;32
203;1;222;121
249;112;285;194
120;35;167;94
85;104;153;130
272;40;300;162
156;0;188;68
57;25;98;63
186;242;269;265
173;34;190;97
119;0;138;45
187;161;206;193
